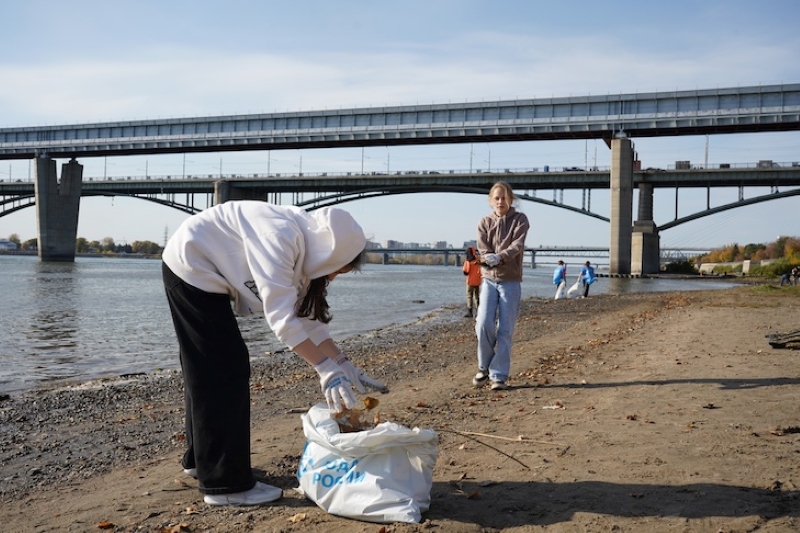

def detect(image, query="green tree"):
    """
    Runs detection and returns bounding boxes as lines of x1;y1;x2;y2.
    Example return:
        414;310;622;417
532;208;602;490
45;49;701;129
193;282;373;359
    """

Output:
131;240;162;254
8;233;21;246
742;243;765;259
728;244;740;262
75;237;89;253
101;237;116;253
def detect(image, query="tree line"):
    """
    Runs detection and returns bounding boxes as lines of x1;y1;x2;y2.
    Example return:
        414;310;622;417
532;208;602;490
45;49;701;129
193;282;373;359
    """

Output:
4;233;163;255
693;236;800;276
696;236;800;264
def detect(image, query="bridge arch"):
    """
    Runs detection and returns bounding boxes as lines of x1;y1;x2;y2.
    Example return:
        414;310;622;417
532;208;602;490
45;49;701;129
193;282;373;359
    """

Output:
294;186;610;222
0;191;202;220
659;188;800;230
0;194;36;217
79;192;203;215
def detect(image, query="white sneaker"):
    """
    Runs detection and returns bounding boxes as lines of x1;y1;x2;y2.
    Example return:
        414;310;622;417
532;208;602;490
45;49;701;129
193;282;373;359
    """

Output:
203;481;283;506
183;468;197;478
472;370;489;386
490;380;509;391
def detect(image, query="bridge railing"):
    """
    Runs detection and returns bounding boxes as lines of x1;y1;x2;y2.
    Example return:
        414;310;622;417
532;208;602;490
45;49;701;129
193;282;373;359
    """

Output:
3;161;800;184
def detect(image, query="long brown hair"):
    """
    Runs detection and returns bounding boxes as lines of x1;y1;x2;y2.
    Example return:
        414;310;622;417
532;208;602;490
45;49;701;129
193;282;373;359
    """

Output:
489;181;518;206
295;249;365;323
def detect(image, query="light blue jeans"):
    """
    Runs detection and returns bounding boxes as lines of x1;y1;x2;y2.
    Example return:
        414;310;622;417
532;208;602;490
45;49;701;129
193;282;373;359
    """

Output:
475;279;521;383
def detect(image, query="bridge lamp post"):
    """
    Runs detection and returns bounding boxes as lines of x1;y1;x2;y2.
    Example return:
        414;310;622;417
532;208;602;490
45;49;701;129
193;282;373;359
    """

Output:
136;160;149;179
361;147;373;176
182;154;196;178
469;143;473;173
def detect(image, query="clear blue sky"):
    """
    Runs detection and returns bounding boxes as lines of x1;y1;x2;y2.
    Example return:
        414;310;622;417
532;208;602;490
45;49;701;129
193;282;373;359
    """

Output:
1;0;799;250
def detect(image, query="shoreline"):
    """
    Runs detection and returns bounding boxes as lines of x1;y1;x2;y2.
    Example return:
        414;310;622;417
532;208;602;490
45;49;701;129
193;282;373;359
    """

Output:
0;273;760;397
0;273;772;397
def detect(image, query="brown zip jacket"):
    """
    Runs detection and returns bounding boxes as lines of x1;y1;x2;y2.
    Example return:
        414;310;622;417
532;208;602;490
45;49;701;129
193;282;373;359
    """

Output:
477;207;530;283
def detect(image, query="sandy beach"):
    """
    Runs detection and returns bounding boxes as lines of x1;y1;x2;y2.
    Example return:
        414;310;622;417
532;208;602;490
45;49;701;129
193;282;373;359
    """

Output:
2;282;799;532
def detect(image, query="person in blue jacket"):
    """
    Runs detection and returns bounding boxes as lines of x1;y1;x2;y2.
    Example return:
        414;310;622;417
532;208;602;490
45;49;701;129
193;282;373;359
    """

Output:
553;260;567;300
579;261;596;298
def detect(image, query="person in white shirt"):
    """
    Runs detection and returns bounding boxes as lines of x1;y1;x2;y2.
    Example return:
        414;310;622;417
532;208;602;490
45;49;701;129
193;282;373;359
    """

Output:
162;201;385;506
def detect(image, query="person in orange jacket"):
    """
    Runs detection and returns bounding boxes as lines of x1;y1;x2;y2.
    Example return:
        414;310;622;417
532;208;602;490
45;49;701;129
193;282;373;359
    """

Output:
462;246;482;317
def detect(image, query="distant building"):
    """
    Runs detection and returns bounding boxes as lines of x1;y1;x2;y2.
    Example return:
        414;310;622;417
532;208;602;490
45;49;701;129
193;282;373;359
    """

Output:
0;239;19;251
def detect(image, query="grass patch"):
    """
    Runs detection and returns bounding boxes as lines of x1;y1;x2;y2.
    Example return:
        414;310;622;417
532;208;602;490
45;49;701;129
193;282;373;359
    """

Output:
751;284;800;295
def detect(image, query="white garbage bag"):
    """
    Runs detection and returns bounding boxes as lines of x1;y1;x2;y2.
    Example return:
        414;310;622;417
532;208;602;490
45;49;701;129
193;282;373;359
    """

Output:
567;280;581;298
554;281;566;300
296;403;439;524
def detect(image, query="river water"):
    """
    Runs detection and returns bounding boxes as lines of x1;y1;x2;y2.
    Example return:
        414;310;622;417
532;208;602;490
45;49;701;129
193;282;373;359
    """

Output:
0;255;735;394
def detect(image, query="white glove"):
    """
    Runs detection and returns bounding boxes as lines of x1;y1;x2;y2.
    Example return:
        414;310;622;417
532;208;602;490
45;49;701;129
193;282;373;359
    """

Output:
313;358;356;413
484;253;501;267
334;353;366;394
335;353;389;393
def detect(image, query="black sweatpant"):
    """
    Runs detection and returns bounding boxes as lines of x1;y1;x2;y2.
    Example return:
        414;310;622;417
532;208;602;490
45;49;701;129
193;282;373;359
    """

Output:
162;262;254;495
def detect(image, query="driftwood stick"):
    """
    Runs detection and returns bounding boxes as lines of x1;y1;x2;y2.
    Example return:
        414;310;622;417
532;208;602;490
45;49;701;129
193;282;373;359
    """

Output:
458;430;566;446
438;429;531;470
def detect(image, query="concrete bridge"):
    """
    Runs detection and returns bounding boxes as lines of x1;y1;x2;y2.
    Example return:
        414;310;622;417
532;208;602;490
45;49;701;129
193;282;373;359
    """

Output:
1;83;798;271
366;246;707;269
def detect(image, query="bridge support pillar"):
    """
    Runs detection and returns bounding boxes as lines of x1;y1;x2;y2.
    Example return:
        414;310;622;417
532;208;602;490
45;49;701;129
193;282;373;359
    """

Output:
35;157;83;262
631;183;660;274
609;137;633;275
214;180;231;204
382;252;390;265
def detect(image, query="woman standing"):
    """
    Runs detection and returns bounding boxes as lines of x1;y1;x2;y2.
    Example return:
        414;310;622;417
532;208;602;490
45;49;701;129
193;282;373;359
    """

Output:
473;182;530;391
162;201;386;506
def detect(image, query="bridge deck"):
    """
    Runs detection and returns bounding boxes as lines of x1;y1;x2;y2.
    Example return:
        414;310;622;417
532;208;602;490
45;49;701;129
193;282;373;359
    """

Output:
1;83;799;159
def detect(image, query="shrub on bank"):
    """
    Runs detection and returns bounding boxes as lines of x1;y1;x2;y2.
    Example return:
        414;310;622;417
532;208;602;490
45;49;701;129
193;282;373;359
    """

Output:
748;258;799;277
710;263;740;275
662;261;698;274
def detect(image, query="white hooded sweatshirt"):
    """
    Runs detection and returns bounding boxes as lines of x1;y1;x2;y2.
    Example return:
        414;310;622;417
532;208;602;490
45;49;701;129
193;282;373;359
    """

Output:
162;201;366;350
